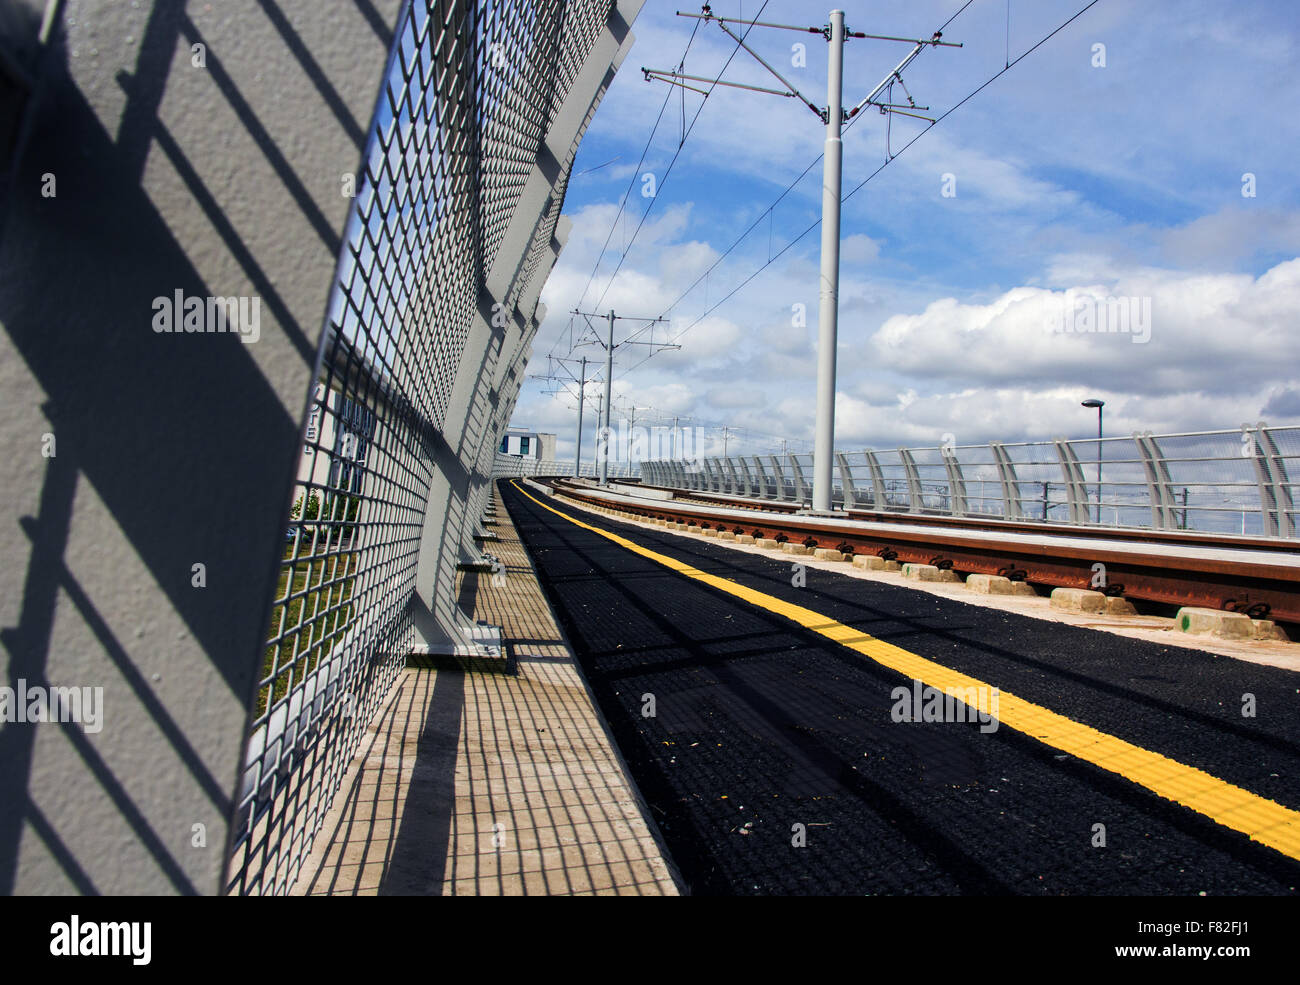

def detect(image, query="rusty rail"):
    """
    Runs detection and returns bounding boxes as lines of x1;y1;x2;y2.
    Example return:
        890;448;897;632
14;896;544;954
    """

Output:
545;478;1300;625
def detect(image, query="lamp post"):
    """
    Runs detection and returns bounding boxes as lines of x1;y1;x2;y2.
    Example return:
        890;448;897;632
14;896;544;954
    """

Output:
1081;398;1104;524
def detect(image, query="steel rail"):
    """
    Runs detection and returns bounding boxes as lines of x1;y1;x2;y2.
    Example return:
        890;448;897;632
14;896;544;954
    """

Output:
545;478;1300;625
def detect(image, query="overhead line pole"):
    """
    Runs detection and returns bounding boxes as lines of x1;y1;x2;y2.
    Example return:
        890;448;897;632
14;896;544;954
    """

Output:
575;356;587;478
529;355;598;477
572;308;676;485
602;311;614;483
813;9;845;513
645;5;959;513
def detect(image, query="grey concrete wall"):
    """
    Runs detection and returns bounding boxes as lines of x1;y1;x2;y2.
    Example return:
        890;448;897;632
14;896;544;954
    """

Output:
0;0;402;894
1;0;648;895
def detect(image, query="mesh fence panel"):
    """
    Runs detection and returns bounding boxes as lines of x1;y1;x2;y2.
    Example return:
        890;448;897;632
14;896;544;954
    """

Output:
226;0;619;896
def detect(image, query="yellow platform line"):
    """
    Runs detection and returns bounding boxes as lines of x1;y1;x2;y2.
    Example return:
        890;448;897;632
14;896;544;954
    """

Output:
510;480;1300;862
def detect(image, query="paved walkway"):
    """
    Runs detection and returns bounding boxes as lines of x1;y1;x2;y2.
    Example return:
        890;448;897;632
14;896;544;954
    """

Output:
291;483;680;896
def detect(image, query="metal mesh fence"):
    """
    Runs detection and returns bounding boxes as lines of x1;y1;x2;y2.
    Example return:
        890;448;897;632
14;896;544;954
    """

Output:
226;0;621;896
643;425;1300;539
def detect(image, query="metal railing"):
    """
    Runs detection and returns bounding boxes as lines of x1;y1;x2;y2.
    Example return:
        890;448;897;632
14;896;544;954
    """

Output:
493;454;639;479
641;424;1300;539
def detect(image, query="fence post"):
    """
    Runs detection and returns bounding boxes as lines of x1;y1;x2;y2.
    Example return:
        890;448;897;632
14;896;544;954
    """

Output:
836;452;857;509
723;457;740;496
990;442;1021;519
752;455;769;499
1245;422;1282;537
736;457;754;497
1256;423;1295;538
899;448;923;513
1138;432;1178;531
768;455;789;502
1056;439;1093;526
704;458;717;493
863;450;887;510
789;453;809;505
941;445;968;517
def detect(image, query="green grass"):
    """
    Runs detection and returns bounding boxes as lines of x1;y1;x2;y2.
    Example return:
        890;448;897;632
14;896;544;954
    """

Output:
258;530;359;719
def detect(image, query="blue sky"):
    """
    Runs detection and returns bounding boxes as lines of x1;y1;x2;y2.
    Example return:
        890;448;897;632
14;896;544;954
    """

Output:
513;0;1300;462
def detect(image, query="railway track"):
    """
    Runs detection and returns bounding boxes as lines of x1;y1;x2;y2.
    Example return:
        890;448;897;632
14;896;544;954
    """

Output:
542;477;1300;627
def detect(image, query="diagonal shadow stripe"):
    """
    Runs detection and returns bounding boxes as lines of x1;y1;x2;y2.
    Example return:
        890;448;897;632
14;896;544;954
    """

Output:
24;801;100;896
255;0;368;149
179;14;343;257
0;448;77;894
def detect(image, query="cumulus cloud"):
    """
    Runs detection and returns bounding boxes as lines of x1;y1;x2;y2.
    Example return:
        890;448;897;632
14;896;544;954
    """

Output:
512;0;1300;461
868;258;1300;397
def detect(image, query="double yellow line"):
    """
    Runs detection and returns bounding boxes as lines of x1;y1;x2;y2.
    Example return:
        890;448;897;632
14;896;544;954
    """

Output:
511;480;1300;862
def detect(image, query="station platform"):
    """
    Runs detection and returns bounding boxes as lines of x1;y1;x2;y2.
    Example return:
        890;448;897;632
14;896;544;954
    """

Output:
291;486;681;896
498;477;1300;895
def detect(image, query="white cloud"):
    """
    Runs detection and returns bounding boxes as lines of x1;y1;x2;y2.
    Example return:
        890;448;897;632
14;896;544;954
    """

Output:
840;233;881;264
868;258;1300;399
511;1;1300;460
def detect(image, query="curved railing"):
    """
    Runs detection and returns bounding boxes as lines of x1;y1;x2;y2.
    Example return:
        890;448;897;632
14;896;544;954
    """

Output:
492;455;639;479
640;424;1299;539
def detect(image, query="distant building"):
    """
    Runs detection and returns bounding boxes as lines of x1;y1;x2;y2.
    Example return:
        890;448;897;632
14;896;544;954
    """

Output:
298;382;373;501
499;427;556;461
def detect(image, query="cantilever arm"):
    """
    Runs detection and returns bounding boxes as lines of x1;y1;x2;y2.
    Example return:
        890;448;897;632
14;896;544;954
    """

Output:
642;68;795;102
710;16;824;118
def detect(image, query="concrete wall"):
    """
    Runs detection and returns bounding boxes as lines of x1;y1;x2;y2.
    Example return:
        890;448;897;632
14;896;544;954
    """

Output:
0;0;395;895
0;0;645;894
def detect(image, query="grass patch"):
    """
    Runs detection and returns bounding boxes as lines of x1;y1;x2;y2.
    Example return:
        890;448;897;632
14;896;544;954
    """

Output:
257;528;359;719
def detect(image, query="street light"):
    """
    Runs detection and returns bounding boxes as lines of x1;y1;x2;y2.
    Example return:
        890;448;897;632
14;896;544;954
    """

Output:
1081;398;1104;524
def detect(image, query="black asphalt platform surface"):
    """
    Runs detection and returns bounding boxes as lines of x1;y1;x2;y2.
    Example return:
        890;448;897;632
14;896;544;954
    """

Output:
501;480;1300;896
